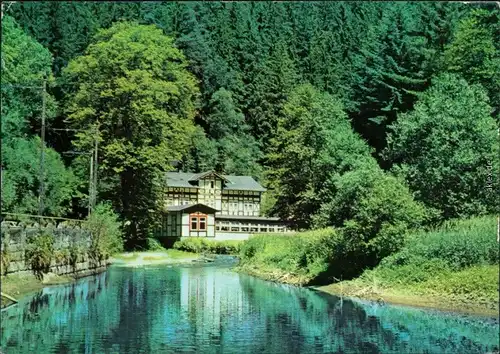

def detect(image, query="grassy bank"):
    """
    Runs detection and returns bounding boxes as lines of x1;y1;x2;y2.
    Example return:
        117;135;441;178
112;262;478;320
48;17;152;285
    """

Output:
238;216;499;315
318;216;499;315
236;229;341;285
318;264;498;316
1;273;76;308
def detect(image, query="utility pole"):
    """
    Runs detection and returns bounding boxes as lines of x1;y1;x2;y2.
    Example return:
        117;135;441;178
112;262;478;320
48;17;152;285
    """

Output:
88;151;94;217
51;127;96;217
92;123;99;212
38;78;47;217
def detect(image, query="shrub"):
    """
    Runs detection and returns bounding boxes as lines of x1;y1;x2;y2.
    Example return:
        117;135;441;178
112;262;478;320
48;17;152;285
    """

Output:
1;249;10;276
356;215;499;292
421;265;499;301
146;238;166;251
54;249;71;265
83;203;123;262
239;229;344;283
381;216;498;271
173;238;242;255
318;168;427;262
362;258;452;286
25;232;55;276
68;245;86;267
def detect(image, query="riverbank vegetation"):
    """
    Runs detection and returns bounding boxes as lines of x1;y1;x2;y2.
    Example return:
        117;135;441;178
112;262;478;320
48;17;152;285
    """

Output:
2;2;498;251
1;204;123;307
173;238;242;255
1;2;498;314
1;273;78;308
240;216;499;314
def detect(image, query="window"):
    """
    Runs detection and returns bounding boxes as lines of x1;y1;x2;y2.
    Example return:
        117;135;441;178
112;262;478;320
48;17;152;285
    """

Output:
210;181;214;189
190;214;208;231
199;217;206;230
191;217;198;230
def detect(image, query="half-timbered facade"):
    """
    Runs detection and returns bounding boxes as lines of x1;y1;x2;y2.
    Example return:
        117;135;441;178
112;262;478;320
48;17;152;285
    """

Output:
158;171;289;240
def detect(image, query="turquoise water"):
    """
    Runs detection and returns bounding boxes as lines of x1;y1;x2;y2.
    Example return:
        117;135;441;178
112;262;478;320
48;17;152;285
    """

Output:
1;264;498;353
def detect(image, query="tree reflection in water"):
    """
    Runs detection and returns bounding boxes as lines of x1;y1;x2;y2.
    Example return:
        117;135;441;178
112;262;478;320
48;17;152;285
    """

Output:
1;265;498;354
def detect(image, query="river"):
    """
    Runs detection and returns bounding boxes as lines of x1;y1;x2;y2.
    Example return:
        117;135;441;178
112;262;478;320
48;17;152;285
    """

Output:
1;263;498;353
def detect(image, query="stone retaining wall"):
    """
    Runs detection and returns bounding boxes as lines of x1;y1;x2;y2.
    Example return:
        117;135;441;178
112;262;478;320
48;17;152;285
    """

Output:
1;221;110;279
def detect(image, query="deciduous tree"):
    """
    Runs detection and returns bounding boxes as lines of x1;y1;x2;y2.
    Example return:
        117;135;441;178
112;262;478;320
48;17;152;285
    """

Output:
266;84;376;229
384;74;498;220
62;22;199;248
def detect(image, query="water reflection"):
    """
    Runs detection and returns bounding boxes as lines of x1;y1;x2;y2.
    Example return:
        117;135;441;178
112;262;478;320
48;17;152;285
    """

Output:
1;265;498;353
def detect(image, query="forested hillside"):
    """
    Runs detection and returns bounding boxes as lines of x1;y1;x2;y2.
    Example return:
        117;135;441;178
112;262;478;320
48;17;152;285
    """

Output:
2;2;498;246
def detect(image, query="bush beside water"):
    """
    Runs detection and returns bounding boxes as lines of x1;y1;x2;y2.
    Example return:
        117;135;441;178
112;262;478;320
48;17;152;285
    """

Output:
146;238;167;251
326;216;499;309
239;215;499;304
173;238;242;255
239;229;344;284
381;216;498;270
360;216;498;285
10;203;124;278
84;203;123;261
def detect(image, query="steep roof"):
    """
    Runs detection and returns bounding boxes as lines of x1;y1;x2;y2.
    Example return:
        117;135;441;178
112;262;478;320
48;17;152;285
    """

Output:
222;175;266;192
165;171;266;192
165;172;198;188
189;171;229;182
166;203;218;214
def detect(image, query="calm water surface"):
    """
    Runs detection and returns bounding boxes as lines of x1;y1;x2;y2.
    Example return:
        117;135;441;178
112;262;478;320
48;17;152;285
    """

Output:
1;263;498;353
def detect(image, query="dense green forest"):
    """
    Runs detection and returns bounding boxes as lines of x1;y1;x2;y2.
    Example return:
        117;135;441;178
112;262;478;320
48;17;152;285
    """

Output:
1;2;498;247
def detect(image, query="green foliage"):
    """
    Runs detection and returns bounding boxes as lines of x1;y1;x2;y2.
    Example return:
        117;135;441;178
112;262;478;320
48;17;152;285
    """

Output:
68;245;86;267
53;249;71;266
316;168;427;262
380;216;498;271
1;232;11;276
328;215;499;308
266;84;376;229
362;258;452;286
1;248;11;276
146;238;166;251
1;137;77;216
6;4;497;270
419;265;499;302
181;126;218;173
348;2;458;151
444;9;500;116
83;203;123;262
173;238;242;255
239;229;344;284
246;41;300;147
384;74;498;220
1;16;76;217
63;22;199;247
201;88;262;177
1;15;56;138
25;233;55;276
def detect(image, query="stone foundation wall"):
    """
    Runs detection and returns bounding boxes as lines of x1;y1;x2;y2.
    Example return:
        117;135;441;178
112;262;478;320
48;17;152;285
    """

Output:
1;221;110;279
